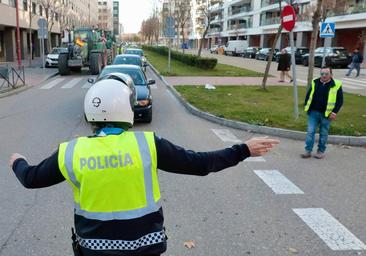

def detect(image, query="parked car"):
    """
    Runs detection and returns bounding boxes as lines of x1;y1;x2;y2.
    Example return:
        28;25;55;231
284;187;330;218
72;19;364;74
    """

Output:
113;54;147;72
301;47;351;68
96;64;154;122
210;45;219;54
275;47;309;64
224;40;249;56
124;48;147;67
255;48;279;61
243;47;260;58
45;47;67;67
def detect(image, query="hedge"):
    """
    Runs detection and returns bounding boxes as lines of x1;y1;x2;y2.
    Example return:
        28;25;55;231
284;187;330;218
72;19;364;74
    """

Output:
142;45;217;70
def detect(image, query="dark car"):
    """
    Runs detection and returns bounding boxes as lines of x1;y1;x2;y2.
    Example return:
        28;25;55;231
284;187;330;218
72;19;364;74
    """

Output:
255;48;279;61
275;47;309;64
243;47;260;58
97;64;154;122
302;47;350;68
113;54;147;72
124;48;147;67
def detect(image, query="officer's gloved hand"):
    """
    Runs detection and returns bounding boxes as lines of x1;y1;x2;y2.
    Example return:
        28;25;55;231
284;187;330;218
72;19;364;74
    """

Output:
244;137;280;157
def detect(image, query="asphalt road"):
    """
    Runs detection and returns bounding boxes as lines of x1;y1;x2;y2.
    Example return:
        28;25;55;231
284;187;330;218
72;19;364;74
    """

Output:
0;67;365;256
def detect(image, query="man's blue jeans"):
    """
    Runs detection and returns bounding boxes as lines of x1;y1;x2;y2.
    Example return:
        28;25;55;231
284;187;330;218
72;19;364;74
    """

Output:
346;63;361;76
305;110;331;153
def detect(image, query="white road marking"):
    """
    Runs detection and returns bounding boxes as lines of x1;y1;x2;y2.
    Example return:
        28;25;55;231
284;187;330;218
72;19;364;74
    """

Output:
61;78;83;89
211;129;242;143
40;78;65;89
82;82;93;89
150;83;157;89
293;208;366;250
254;170;304;194
342;77;366;86
244;156;266;162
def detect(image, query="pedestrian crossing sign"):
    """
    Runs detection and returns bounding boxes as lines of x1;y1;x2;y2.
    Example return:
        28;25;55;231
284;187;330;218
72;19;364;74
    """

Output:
320;22;335;38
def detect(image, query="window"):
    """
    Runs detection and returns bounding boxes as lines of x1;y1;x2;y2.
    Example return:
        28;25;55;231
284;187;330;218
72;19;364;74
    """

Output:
9;0;16;7
32;2;36;14
23;0;28;11
55;12;58;21
39;5;43;16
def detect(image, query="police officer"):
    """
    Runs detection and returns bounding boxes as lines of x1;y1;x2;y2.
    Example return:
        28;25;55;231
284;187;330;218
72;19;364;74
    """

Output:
9;77;279;256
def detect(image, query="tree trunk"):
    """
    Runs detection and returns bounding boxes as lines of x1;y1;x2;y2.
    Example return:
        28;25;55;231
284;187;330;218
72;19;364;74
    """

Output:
261;0;282;90
181;24;185;54
197;26;209;57
307;0;323;89
261;24;283;90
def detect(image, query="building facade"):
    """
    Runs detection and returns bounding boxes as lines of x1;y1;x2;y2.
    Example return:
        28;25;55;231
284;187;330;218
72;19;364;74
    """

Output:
98;0;113;31
204;0;366;55
0;0;99;62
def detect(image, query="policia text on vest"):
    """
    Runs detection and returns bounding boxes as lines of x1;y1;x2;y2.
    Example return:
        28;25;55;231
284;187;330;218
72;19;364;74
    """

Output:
80;152;133;170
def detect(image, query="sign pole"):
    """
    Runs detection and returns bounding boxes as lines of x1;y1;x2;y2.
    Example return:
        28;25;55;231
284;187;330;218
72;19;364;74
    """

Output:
168;39;171;73
281;5;298;119
289;30;299;119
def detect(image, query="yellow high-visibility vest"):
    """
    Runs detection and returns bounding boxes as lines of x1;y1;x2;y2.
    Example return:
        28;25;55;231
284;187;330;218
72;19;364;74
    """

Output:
58;131;161;221
304;79;342;117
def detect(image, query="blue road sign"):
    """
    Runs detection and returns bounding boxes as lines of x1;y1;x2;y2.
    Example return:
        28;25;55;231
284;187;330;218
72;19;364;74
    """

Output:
320;22;335;38
164;27;175;38
166;16;174;28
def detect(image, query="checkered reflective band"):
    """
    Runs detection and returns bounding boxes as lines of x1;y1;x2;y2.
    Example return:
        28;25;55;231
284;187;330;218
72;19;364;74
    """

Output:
77;230;166;251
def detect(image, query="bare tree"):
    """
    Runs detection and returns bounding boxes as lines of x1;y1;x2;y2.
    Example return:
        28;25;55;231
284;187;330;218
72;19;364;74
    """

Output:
174;0;191;53
196;0;223;57
39;0;61;52
27;0;38;67
261;0;283;90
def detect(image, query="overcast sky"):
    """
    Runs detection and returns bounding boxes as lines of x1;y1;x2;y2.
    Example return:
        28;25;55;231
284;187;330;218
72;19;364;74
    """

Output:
119;0;155;34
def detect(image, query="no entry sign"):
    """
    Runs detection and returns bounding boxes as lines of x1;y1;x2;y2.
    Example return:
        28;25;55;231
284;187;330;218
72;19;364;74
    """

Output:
281;5;296;32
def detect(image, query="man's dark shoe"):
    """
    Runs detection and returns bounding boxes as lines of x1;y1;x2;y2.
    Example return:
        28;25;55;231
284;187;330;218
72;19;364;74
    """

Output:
301;152;311;158
314;152;325;159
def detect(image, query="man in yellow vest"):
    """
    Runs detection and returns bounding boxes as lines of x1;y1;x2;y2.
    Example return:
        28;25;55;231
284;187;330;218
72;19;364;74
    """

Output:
302;67;343;159
9;77;279;256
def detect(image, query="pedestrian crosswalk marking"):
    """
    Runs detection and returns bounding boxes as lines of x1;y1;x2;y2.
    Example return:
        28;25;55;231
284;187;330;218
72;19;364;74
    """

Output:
293;208;366;250
254;170;304;194
61;78;83;89
244;156;266;162
342;77;366;87
211;129;242;143
40;78;65;89
82;82;93;89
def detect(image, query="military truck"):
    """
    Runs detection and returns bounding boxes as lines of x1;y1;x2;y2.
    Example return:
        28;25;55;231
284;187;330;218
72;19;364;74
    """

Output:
58;28;108;75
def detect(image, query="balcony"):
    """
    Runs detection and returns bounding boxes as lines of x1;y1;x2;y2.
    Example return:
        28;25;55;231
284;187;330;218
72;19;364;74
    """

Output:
261;0;280;8
229;5;252;16
209;3;223;12
210;15;223;23
228;21;252;30
208;27;223;33
260;16;280;26
327;3;366;17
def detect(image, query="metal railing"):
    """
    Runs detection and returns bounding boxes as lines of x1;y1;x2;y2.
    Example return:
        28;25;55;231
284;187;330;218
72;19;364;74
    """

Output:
261;0;280;8
228;22;252;30
327;4;366;17
260;16;281;26
0;64;25;90
229;6;252;15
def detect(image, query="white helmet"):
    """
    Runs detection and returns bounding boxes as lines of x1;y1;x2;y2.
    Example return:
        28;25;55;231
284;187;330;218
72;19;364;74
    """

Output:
84;79;134;126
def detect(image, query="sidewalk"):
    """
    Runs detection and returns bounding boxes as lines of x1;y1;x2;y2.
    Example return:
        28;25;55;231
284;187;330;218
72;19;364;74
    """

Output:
165;76;297;86
0;58;58;95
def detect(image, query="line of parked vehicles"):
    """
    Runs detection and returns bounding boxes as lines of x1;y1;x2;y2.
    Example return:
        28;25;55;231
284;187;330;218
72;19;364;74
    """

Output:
210;40;352;68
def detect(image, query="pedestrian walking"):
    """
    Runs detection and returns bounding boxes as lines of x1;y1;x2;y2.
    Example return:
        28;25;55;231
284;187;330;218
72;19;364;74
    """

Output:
277;49;293;83
301;67;343;159
346;48;363;77
9;76;279;256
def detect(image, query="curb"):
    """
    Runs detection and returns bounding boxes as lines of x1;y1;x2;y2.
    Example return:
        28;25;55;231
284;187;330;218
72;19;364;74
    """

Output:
0;70;59;98
148;62;366;147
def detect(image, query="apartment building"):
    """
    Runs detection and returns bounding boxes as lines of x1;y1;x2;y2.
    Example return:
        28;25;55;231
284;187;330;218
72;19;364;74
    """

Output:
204;0;366;55
0;0;98;62
98;0;113;31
